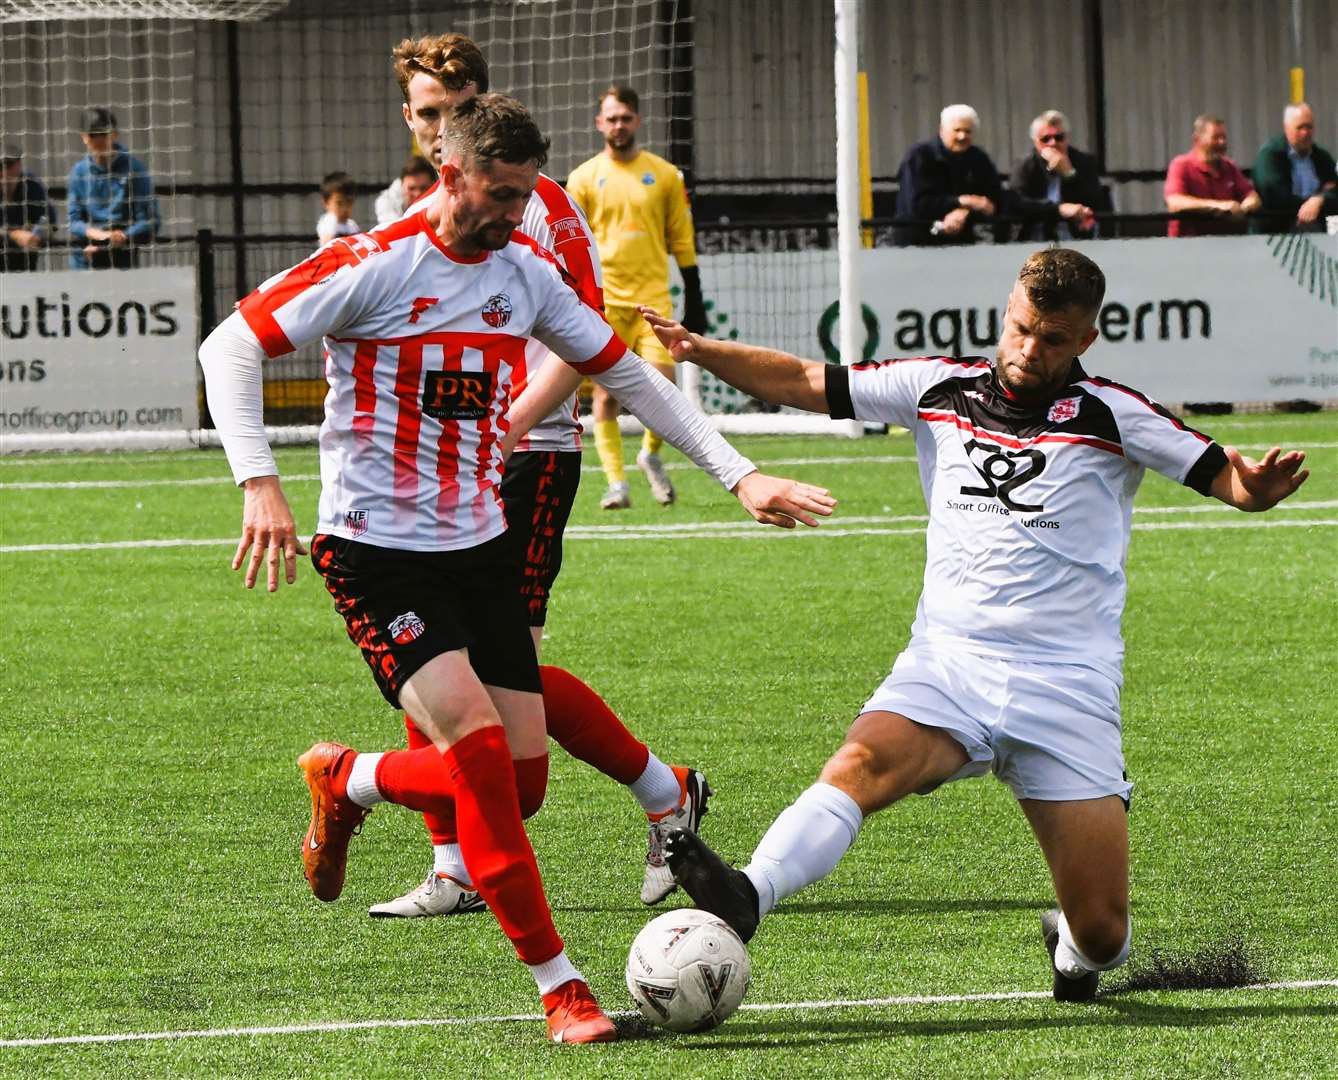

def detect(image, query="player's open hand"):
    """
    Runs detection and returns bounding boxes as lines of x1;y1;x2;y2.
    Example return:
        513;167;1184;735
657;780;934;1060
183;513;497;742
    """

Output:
235;474;309;591
1221;445;1309;512
732;471;837;528
638;307;700;362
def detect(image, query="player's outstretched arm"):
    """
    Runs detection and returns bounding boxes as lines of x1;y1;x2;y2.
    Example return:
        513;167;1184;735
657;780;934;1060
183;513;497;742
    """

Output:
199;311;310;590
1210;445;1309;512
639;307;829;412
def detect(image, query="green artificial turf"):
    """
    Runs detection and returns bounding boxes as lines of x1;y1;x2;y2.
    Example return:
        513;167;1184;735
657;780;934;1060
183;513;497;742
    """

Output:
0;419;1334;1078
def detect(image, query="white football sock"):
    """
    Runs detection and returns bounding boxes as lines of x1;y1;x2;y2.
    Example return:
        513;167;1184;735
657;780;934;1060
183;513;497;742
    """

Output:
432;842;470;885
528;950;583;996
1055;910;1131;976
628;751;681;814
345;752;385;808
742;782;864;918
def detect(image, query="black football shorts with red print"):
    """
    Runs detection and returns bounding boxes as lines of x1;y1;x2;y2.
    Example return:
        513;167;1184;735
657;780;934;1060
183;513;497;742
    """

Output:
310;531;541;707
500;450;583;627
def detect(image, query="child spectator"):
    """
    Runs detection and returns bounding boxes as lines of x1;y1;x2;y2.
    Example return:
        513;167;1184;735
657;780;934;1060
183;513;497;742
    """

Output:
316;171;359;245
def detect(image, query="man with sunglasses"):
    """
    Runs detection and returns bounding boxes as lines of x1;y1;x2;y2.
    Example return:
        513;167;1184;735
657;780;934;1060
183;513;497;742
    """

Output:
1010;110;1107;242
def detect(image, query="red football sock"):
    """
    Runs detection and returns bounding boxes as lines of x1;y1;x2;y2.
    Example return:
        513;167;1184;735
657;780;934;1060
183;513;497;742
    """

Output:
445;725;563;964
513;754;549;819
540;665;650;785
374;746;455;813
405;714;457;844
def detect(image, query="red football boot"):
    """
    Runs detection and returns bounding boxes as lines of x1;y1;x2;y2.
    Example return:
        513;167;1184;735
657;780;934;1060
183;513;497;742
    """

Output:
297;742;370;902
542;979;618;1044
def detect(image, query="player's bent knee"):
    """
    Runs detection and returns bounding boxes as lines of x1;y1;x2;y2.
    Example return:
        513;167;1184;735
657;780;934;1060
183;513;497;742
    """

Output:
513;754;550;819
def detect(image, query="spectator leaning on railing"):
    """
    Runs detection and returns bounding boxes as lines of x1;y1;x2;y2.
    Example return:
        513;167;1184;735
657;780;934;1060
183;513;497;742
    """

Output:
1;142;56;272
893;104;1004;247
67;106;161;270
1009;110;1107;242
1164;114;1260;237
1252;103;1338;233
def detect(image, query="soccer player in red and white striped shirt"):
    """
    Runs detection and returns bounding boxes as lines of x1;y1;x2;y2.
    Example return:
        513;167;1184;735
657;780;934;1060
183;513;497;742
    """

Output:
373;33;752;920
199;93;831;1044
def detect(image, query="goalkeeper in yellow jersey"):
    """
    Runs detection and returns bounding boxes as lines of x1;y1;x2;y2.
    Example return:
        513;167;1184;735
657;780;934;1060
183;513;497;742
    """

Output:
566;84;709;508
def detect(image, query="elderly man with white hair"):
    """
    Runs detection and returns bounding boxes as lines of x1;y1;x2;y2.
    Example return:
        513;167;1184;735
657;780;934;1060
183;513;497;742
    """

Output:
1252;102;1338;232
1010;109;1108;242
894;103;1005;246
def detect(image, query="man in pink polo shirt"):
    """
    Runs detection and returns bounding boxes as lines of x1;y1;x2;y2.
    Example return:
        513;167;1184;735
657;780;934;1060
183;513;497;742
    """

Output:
1164;114;1261;237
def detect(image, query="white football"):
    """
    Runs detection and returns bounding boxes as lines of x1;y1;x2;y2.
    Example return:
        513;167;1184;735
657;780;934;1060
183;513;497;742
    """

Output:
625;908;751;1032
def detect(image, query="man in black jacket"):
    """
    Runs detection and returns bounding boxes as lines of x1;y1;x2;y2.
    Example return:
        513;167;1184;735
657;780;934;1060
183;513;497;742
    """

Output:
894;104;1004;246
1;143;56;272
1010;110;1109;242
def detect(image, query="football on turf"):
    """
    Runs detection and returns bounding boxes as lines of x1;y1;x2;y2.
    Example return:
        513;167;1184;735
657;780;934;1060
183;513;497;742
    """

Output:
625;908;751;1032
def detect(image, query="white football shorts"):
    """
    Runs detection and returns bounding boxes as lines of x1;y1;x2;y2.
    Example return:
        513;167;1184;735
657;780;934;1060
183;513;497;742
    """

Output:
861;643;1133;803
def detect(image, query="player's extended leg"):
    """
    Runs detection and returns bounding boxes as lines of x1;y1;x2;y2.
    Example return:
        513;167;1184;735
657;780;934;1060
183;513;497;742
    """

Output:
666;710;969;941
1020;796;1130;1002
592;383;629;509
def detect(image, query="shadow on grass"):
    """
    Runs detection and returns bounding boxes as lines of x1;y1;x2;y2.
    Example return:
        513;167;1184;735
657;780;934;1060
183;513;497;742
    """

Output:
772;897;1049;917
672;1002;1338;1050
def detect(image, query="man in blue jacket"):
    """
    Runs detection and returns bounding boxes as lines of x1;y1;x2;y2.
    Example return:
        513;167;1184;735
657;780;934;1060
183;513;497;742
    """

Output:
894;104;1005;247
67;107;160;270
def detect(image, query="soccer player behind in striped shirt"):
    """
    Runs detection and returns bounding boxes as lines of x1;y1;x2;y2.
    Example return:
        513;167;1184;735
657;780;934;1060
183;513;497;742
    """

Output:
378;33;771;919
199;92;833;1044
566;84;709;509
638;247;1310;1003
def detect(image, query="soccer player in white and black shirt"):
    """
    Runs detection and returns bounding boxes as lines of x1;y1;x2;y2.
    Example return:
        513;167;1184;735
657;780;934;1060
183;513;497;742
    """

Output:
636;248;1310;1001
198;93;833;1044
376;33;762;920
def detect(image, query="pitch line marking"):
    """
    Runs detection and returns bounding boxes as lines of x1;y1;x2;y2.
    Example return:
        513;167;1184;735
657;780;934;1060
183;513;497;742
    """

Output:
3;444;1335;488
2;514;1336;554
2;979;1334;1049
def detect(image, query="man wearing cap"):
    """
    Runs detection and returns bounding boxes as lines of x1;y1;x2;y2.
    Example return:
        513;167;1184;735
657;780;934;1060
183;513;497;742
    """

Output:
1;143;56;272
66;107;160;269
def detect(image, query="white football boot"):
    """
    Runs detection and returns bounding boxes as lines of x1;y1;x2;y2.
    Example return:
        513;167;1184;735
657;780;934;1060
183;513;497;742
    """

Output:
367;871;486;918
636;449;676;505
600;480;631;510
641;767;711;904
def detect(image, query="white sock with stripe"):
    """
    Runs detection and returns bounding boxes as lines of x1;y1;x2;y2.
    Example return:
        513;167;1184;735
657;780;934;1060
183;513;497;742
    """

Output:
432;843;471;886
742;782;864;917
1054;910;1132;976
345;752;384;808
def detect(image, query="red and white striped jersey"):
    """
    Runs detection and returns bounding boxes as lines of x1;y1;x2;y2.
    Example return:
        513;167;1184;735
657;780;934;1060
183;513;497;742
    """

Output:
827;355;1227;681
405;174;601;453
237;211;624;552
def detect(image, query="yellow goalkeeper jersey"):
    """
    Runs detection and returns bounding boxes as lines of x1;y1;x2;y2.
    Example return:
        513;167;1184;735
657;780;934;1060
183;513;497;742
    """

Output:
565;149;697;312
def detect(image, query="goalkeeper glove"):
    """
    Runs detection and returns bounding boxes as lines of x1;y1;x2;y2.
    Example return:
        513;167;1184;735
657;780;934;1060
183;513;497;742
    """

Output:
680;265;709;335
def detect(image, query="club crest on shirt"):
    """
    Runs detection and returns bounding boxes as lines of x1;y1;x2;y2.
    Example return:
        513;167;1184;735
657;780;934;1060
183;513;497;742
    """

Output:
641;173;655;185
423;370;494;421
343;509;368;537
481;293;513;328
1047;396;1082;423
388;611;426;645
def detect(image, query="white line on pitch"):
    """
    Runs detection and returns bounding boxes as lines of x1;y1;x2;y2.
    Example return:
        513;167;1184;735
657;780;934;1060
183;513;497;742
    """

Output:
1;978;1334;1049
3;514;1334;555
4;443;1335;488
